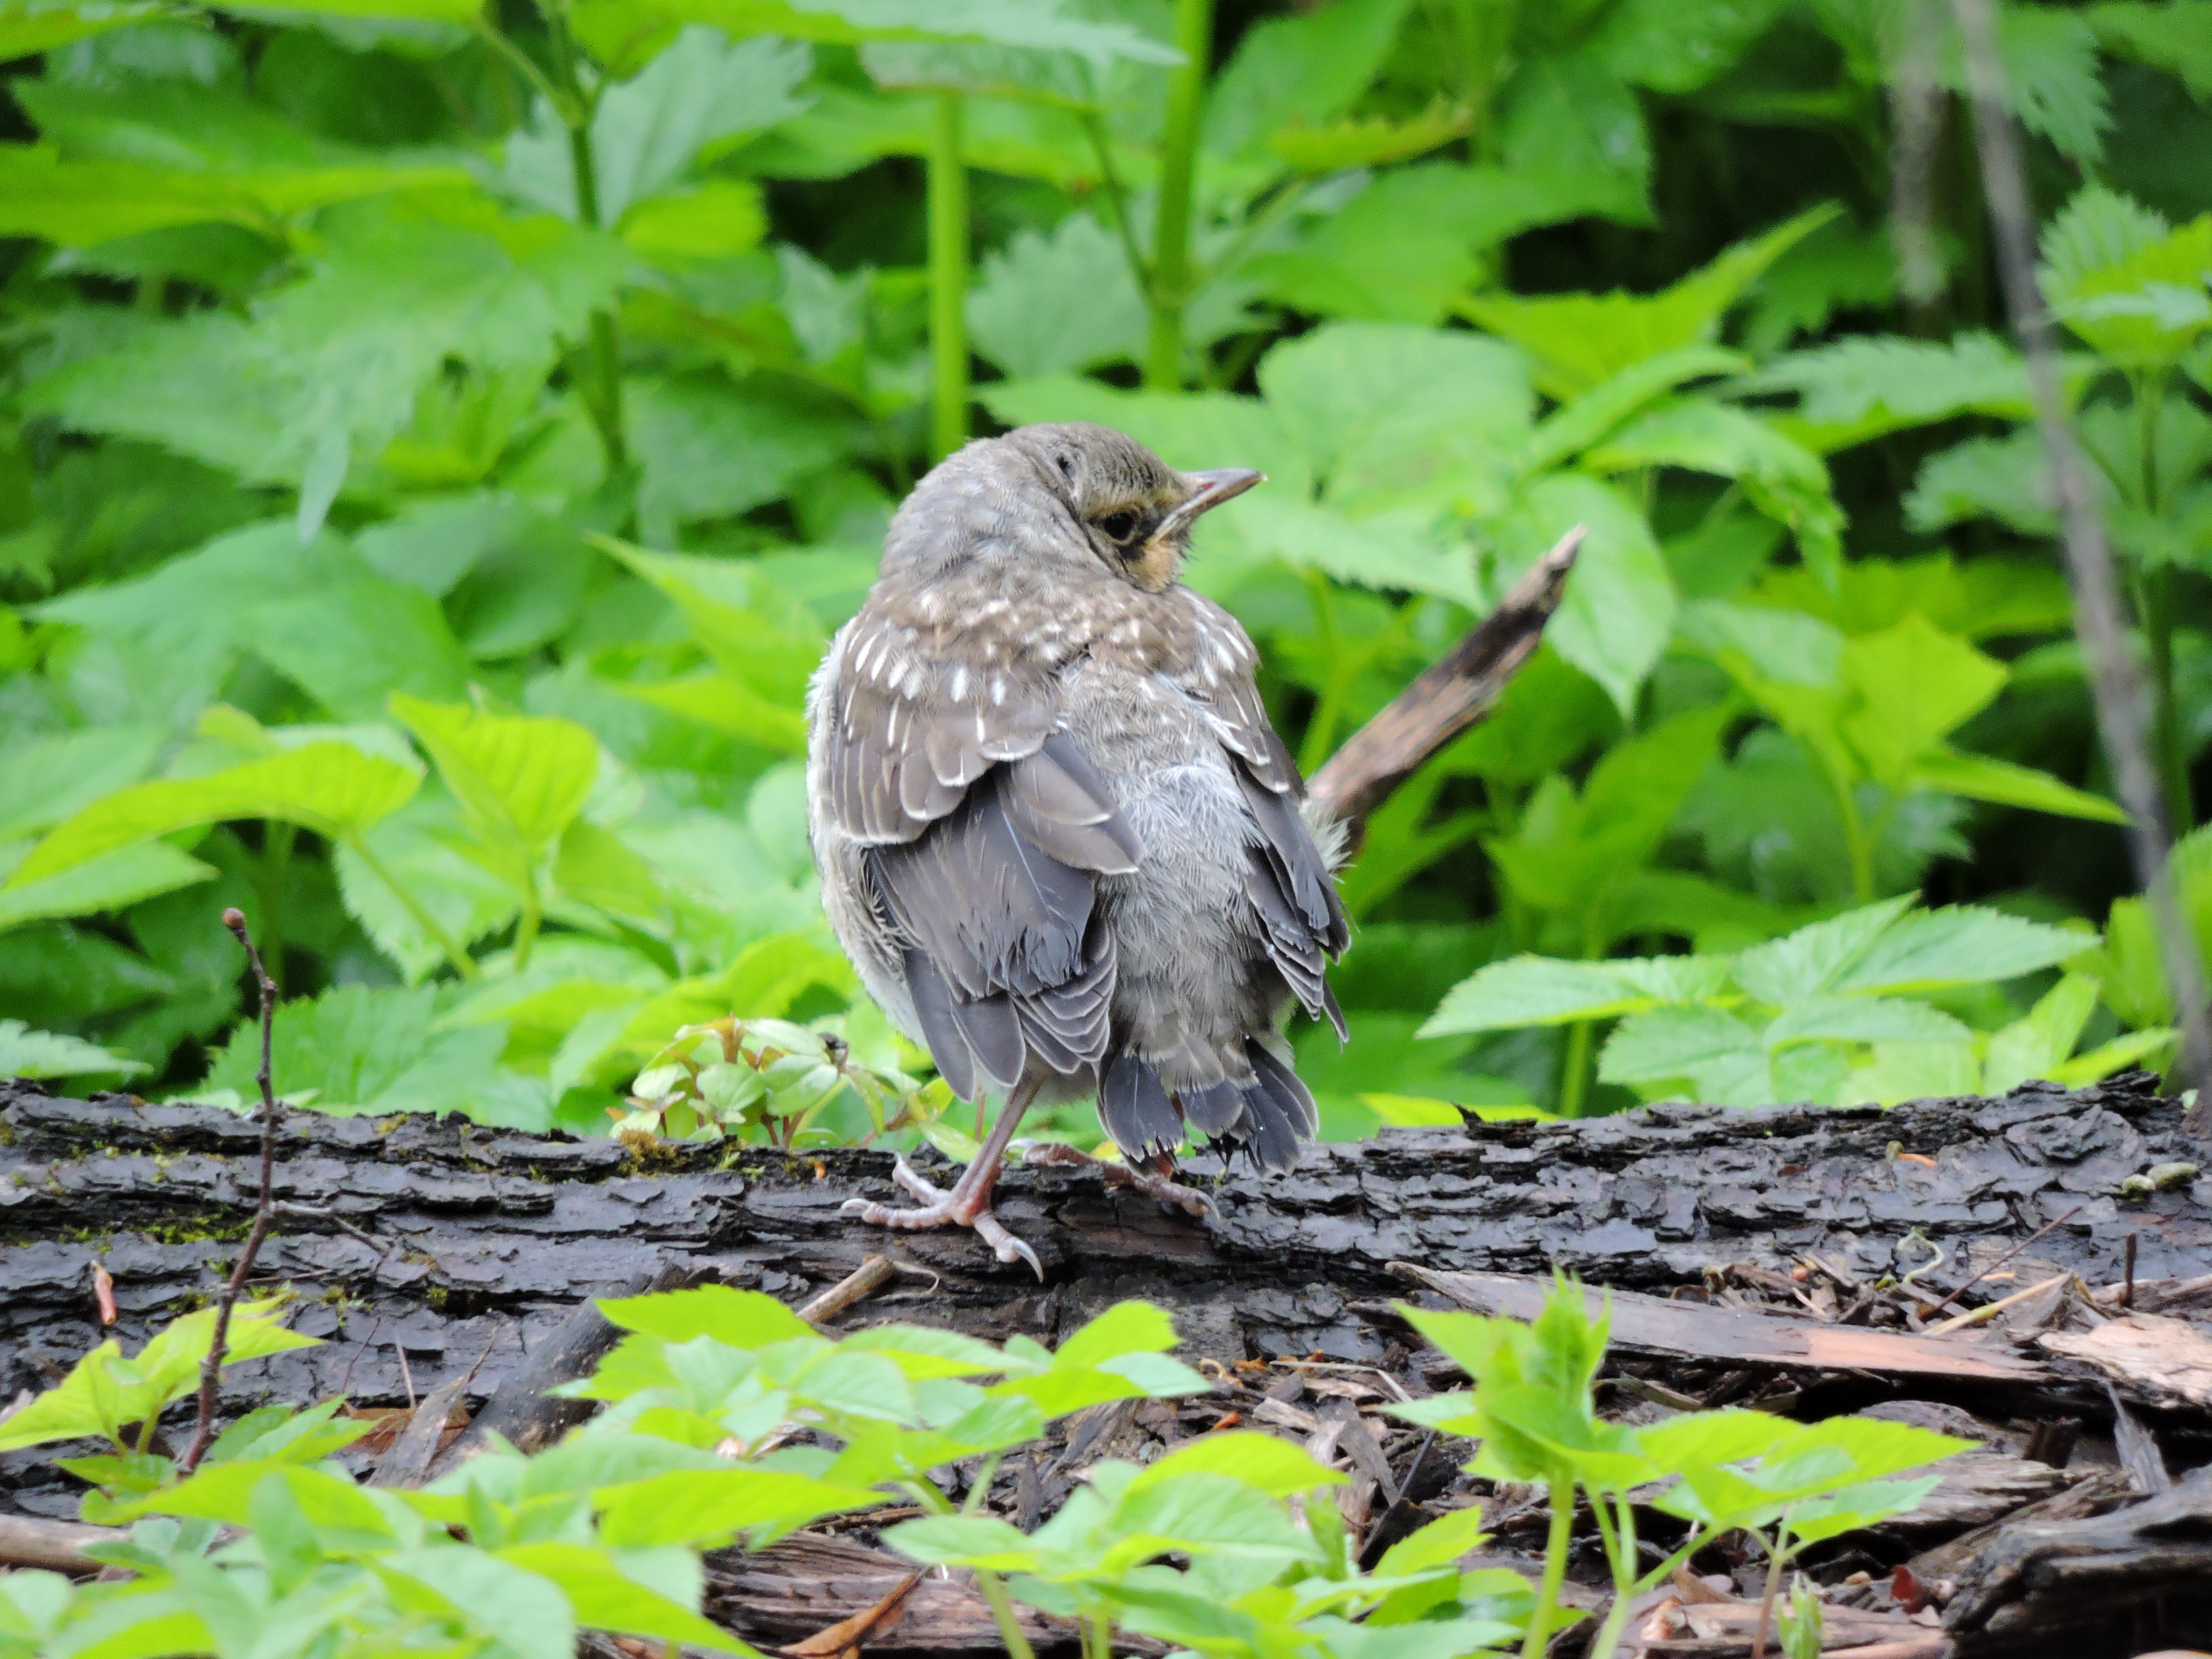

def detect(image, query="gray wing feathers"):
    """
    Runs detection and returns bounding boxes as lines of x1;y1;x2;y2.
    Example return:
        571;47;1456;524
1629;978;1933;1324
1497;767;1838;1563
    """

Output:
1234;765;1350;1040
1099;1053;1181;1158
832;620;1141;1100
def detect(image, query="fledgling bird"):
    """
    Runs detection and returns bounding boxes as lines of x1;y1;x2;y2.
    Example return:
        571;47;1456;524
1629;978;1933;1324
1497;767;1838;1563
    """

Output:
804;422;1348;1274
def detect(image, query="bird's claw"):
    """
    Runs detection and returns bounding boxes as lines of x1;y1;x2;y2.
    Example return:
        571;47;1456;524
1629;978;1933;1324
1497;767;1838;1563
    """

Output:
842;1156;1044;1279
1021;1142;1216;1218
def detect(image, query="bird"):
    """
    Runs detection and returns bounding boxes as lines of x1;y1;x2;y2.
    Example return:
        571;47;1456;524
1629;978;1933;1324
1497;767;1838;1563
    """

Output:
804;421;1349;1275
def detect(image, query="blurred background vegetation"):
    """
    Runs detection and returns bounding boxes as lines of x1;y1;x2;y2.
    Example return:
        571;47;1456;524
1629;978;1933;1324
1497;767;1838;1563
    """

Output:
1;0;2209;1147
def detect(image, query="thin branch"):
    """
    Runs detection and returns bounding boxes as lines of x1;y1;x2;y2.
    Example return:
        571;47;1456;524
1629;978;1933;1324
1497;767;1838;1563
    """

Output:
177;908;283;1476
1306;526;1584;835
1947;0;2212;1121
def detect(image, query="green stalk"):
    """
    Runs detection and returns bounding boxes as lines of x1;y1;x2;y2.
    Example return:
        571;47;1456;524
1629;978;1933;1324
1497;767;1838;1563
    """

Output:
1142;0;1212;388
1582;1493;1641;1659
1557;1019;1595;1118
974;1572;1037;1659
1521;1477;1576;1659
513;878;542;974
343;832;481;982
257;821;294;997
539;7;626;479
2137;372;2190;830
1818;756;1875;903
926;92;971;462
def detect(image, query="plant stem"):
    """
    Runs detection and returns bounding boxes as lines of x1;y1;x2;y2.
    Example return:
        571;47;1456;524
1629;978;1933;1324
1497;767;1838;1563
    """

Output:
513;880;542;974
343;833;481;982
1583;1493;1641;1659
1950;0;2212;1108
1143;0;1211;388
1752;1534;1787;1659
974;1571;1037;1659
178;910;283;1476
541;6;626;479
2137;372;2190;830
1558;1019;1595;1118
926;92;970;462
1523;1477;1576;1659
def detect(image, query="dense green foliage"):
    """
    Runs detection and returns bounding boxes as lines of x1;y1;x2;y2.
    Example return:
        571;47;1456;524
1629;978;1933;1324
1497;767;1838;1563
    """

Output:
2;0;2211;1132
0;1282;1966;1659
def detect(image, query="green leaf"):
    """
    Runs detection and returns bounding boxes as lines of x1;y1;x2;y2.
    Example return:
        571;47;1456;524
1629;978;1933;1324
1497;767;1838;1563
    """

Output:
1372;1504;1490;1578
496;1543;746;1656
1493;50;1649;225
1826;906;2091;996
505;31;811;225
2090;1;2212;100
1461;206;1833;398
374;1546;576;1658
1421;953;1732;1035
1763;995;1971;1047
1053;1301;1179;1367
596;1468;887;1547
0;1019;146;1078
1599;1004;1766;1090
600;1284;818;1349
2040;186;2212;371
966;212;1147;379
1911;749;2130;824
389;695;599;885
1837;613;2007;789
1590;0;1791;93
573;0;1181;77
11;742;421;886
0;842;217;930
599;539;827;706
1984;972;2102;1092
882;1513;1038;1572
1106;1471;1319;1568
1488;471;1675;713
1244;164;1618;325
1203;0;1412;166
0;724;164;841
0;0;168;59
1731;897;1917;1005
191;982;518;1118
1128;1431;1347;1497
1907;430;2054;535
1744;332;2034;453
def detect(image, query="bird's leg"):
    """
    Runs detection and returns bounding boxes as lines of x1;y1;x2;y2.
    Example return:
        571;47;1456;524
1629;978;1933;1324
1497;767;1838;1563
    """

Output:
843;1076;1045;1277
1021;1142;1215;1219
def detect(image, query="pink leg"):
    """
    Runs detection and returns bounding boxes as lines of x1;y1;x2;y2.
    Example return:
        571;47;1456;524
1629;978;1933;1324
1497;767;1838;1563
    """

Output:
1021;1142;1215;1219
843;1076;1045;1277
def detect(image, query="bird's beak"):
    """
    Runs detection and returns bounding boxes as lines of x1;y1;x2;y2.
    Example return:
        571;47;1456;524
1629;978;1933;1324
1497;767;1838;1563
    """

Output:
1159;467;1264;538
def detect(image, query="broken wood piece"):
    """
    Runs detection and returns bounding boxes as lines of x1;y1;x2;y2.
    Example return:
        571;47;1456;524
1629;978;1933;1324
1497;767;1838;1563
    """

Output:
777;1566;923;1656
1305;525;1583;832
369;1376;471;1489
1925;1274;2073;1336
1899;1467;2134;1606
2041;1310;2212;1411
1390;1266;2052;1384
0;1513;124;1573
794;1254;897;1325
1636;1598;1947;1656
1939;1465;2212;1648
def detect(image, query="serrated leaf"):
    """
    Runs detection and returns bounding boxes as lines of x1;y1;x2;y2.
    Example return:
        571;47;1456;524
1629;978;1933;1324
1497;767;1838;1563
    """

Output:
12;743;421;885
1827;906;2090;995
0;842;216;930
1911;749;2130;824
1128;1431;1346;1497
0;1019;146;1078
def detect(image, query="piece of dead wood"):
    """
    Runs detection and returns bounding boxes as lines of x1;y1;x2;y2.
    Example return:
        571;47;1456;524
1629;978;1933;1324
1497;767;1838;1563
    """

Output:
1391;1266;2051;1384
2040;1310;2212;1410
1866;1452;2075;1539
1632;1596;1947;1657
795;1255;898;1326
369;1376;472;1489
0;1513;124;1573
778;1567;924;1657
1305;525;1582;832
1939;1465;2212;1650
704;1534;1159;1657
1899;1467;2134;1608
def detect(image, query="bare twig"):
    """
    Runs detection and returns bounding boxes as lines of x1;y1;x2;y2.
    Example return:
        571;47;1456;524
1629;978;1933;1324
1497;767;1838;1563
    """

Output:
1949;0;2212;1120
1924;1203;2083;1316
796;1254;898;1325
1306;525;1584;832
177;908;282;1477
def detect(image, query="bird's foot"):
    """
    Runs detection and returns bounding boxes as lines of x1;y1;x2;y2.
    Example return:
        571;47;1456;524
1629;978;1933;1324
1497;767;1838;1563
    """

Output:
1021;1142;1216;1219
842;1155;1042;1279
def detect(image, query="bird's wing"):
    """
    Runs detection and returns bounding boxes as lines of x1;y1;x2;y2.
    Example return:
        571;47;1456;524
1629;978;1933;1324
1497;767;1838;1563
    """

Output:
1169;592;1349;1039
817;607;1141;1099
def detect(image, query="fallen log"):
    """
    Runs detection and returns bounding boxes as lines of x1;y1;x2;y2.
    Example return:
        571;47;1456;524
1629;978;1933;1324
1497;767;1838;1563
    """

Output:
8;1070;2212;1656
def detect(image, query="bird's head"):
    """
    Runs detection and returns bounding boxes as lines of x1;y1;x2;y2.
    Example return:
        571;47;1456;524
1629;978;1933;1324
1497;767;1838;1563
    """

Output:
883;421;1263;594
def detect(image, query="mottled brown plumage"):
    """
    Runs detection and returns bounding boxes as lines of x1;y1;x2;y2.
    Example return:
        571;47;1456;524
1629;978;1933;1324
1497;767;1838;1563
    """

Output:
805;421;1347;1272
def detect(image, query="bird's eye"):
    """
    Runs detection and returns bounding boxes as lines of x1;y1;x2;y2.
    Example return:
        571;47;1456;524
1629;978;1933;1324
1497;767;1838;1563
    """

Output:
1098;510;1141;544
